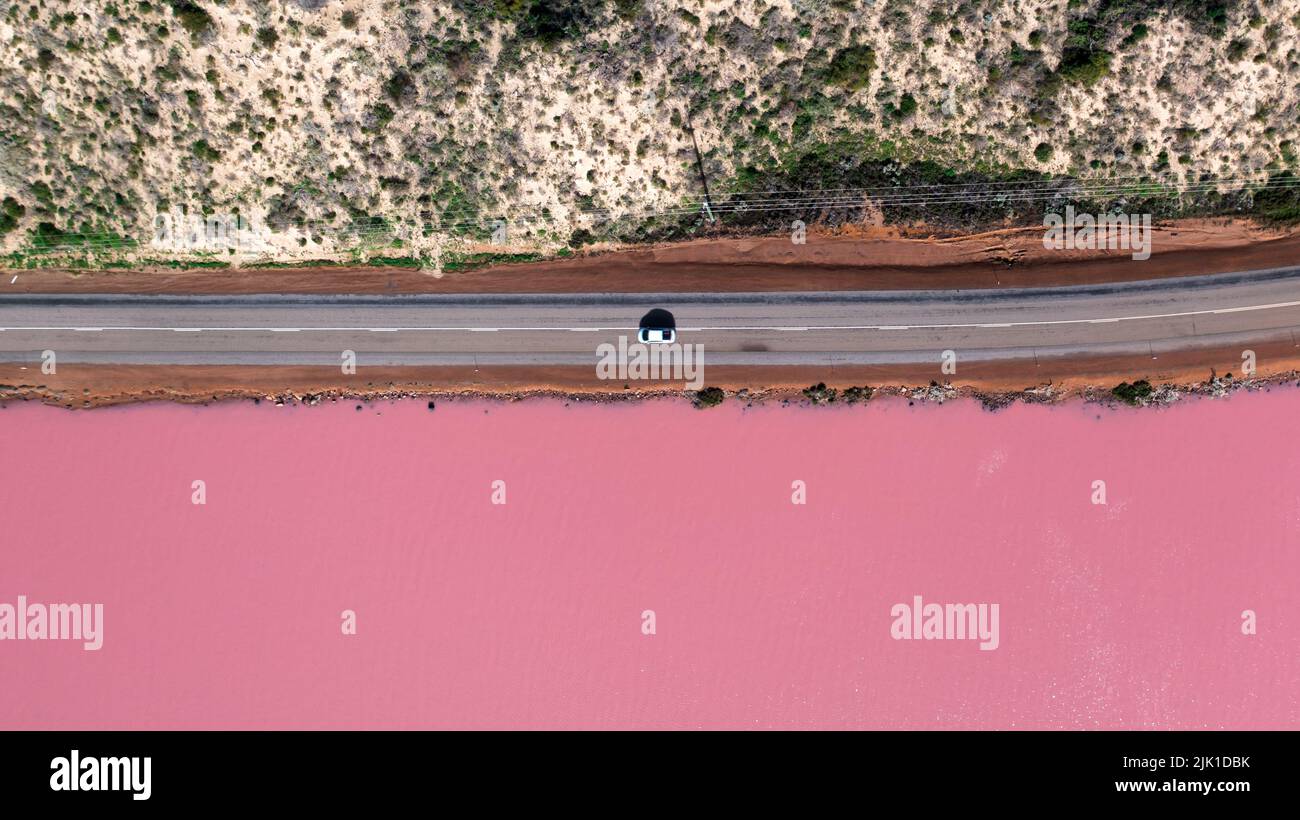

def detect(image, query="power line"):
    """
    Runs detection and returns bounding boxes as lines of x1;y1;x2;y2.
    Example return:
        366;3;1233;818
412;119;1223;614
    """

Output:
18;173;1298;241
9;173;1298;256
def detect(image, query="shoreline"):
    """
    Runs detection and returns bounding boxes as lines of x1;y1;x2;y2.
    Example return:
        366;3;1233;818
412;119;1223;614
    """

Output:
3;372;1291;412
5;340;1297;410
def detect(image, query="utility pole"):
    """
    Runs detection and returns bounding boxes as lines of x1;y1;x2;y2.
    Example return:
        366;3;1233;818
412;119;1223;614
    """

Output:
684;109;716;223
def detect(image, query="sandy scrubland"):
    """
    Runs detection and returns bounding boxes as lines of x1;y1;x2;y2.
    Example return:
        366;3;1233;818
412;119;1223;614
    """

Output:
2;1;1299;267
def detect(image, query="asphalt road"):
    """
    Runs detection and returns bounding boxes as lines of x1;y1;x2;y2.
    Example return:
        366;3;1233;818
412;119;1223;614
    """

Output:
2;266;1299;365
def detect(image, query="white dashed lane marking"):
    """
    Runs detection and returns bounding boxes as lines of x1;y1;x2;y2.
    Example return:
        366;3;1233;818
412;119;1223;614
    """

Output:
1;297;1299;334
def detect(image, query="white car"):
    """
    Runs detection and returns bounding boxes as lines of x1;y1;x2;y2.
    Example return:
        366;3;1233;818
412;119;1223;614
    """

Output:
637;327;676;344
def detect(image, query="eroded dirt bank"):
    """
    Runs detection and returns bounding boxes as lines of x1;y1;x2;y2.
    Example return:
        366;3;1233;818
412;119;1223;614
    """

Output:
4;339;1297;410
6;218;1299;295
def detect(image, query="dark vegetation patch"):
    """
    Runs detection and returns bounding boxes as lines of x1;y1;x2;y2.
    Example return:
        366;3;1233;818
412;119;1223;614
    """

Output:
1111;380;1153;405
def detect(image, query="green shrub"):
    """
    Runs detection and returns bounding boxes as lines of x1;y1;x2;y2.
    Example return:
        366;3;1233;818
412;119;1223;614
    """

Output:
484;0;606;46
1111;380;1153;405
693;387;725;408
613;0;642;21
366;102;395;131
1252;172;1300;223
568;227;594;247
169;1;214;40
384;70;414;103
0;197;25;235
1058;49;1111;85
1122;23;1149;47
823;45;877;90
1050;17;1113;88
191;139;221;162
802;382;838;404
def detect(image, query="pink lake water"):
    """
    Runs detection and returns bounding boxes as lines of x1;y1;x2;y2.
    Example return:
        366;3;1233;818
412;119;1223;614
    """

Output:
1;392;1298;730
